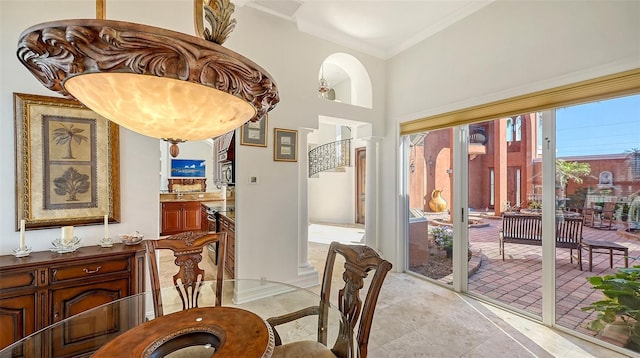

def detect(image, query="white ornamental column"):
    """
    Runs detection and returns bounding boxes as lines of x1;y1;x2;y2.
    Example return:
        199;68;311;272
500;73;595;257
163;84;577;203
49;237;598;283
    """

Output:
363;137;382;249
297;128;318;285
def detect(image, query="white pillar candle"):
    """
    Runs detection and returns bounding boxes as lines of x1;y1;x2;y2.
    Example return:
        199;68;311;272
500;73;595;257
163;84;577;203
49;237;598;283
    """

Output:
104;214;109;238
61;226;74;244
19;220;26;250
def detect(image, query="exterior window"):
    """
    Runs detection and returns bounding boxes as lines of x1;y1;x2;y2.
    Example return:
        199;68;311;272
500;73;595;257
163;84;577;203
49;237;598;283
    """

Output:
489;168;495;206
514;116;522;141
536;113;543;156
506;116;523;143
516;168;521;205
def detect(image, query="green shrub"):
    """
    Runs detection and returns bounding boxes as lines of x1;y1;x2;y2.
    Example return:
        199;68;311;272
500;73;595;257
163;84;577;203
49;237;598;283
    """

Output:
582;266;640;351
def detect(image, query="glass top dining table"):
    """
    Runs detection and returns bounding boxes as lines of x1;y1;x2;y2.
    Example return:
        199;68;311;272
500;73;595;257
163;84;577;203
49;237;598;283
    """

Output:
0;279;344;358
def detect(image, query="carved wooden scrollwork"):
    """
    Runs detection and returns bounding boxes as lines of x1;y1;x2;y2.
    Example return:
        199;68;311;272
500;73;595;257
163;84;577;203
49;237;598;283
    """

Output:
335;244;384;331
17;19;279;122
167;231;208;246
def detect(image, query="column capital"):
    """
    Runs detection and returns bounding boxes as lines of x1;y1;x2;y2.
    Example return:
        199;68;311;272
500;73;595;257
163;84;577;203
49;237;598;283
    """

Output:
362;136;383;144
297;128;315;136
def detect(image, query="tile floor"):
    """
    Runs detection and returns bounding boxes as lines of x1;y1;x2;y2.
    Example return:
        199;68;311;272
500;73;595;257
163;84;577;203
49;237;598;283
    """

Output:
307;223;631;358
156;225;632;357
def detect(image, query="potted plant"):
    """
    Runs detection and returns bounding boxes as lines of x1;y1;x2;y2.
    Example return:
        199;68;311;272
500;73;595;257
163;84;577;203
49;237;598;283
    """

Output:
528;200;542;212
582;266;640;352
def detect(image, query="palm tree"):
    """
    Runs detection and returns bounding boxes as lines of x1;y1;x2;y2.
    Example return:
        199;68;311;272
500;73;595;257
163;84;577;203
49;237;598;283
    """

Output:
52;124;88;159
626;148;640;179
556;159;591;188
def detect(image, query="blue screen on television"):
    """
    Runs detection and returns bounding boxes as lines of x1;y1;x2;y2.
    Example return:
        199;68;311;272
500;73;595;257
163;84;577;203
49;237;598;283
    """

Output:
171;159;206;177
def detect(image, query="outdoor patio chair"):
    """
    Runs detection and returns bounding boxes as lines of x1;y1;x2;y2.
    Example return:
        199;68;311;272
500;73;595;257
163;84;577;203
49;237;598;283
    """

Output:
570;200;596;227
591;202;617;230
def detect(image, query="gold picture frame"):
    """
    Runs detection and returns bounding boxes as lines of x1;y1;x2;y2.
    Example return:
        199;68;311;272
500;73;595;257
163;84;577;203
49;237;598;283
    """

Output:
14;93;120;230
240;114;268;147
274;128;297;162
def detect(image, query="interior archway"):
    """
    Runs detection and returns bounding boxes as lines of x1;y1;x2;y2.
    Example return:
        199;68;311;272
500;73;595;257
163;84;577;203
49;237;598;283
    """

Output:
319;53;372;109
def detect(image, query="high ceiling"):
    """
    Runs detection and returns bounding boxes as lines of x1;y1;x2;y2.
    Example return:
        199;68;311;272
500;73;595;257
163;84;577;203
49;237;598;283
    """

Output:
238;0;493;60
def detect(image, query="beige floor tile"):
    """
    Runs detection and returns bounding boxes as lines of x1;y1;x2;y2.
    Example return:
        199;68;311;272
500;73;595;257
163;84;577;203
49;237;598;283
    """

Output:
152;225;633;357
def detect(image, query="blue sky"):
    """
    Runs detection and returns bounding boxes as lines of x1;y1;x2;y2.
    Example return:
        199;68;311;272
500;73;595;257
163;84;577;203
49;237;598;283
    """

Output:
555;94;640;157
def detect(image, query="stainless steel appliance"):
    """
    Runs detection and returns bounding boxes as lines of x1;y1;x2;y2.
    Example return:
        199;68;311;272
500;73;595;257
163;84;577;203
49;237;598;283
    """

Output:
220;162;234;185
206;206;219;264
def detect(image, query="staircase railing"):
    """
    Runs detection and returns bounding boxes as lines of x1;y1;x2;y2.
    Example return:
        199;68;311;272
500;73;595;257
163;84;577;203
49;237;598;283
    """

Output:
309;139;352;177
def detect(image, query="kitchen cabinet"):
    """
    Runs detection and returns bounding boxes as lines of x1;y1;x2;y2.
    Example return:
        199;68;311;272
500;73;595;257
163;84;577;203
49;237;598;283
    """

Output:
201;204;209;232
161;201;202;235
217;214;235;278
0;244;144;356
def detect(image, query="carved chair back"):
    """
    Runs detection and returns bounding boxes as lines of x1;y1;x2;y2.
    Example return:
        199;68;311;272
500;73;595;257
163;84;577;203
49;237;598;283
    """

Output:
145;231;227;317
320;242;392;358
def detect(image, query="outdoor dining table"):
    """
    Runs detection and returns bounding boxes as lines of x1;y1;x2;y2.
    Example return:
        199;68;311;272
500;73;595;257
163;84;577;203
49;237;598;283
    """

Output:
0;279;344;358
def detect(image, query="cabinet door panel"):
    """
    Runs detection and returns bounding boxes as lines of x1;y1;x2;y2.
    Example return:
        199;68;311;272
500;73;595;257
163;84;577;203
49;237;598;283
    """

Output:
50;279;129;357
162;203;182;235
182;203;202;232
51;279;129;323
0;294;36;350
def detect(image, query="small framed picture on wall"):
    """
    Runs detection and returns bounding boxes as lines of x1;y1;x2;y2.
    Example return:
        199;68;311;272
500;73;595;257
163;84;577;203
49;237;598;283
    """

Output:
240;114;268;147
274;128;297;162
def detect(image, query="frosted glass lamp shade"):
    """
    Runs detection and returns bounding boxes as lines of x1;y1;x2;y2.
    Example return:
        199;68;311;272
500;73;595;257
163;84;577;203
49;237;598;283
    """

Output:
65;74;255;141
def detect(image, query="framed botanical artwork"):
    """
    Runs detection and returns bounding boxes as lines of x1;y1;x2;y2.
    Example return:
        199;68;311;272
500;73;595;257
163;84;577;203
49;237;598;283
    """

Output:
274;128;298;162
240;114;268;147
14;93;120;230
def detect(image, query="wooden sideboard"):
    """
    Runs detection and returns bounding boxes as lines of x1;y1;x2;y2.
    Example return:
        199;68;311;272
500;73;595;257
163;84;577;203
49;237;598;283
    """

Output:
0;244;145;356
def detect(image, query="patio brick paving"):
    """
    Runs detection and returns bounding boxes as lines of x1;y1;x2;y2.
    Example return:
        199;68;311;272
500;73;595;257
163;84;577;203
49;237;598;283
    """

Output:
418;215;640;340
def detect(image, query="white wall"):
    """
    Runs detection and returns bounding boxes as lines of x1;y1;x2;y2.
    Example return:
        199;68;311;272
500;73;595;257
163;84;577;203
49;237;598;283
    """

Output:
159;140;214;192
0;0;195;254
380;1;640;265
1;1;387;281
229;6;386;282
308;123;355;224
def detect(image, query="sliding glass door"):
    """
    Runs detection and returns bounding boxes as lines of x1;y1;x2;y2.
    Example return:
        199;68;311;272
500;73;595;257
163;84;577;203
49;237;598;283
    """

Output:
554;95;640;348
404;93;640;355
406;128;456;286
465;114;545;319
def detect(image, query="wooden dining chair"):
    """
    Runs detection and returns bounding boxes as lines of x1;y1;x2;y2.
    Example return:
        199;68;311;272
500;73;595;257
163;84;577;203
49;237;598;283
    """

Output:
145;231;227;317
267;241;392;358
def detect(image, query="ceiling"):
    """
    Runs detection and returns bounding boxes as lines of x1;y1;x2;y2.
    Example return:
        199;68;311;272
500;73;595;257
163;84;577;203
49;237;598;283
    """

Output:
238;0;493;60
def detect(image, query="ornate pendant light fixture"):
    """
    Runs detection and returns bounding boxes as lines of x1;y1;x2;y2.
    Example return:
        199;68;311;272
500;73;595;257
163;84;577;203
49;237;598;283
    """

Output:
16;0;279;142
318;64;330;98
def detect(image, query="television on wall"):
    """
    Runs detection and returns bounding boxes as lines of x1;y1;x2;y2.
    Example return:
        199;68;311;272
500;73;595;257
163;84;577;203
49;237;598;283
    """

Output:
170;159;206;178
